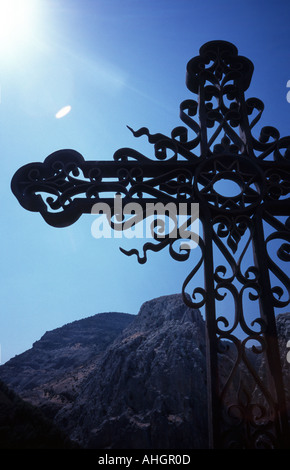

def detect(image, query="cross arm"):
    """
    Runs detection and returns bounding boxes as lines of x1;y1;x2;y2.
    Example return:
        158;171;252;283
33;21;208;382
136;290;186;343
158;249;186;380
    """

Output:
11;148;198;228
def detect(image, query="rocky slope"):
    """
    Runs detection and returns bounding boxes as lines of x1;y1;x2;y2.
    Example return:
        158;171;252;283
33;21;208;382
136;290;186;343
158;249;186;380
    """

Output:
0;311;133;420
0;379;78;449
0;294;289;449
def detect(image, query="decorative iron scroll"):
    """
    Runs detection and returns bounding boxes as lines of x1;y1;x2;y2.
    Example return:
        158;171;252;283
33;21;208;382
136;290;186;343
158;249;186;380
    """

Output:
11;40;290;448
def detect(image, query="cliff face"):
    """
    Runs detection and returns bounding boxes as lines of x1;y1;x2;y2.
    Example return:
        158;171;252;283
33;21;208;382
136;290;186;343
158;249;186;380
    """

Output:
57;294;208;449
0;294;289;449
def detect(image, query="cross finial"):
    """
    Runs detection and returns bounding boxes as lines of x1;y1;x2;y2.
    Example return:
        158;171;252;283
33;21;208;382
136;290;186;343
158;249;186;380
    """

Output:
186;40;254;93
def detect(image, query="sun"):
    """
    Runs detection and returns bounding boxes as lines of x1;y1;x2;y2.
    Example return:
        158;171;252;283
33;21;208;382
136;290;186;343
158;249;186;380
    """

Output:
0;0;38;55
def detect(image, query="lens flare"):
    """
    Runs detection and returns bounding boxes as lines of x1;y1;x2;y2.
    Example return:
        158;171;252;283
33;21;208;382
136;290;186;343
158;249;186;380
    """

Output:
55;105;72;119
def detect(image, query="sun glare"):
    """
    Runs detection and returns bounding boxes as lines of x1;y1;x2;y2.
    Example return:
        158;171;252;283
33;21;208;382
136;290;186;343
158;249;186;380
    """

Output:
0;0;38;54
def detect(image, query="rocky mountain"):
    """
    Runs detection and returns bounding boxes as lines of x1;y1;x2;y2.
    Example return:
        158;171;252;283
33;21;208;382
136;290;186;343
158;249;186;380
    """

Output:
0;311;133;420
57;294;208;449
0;294;289;449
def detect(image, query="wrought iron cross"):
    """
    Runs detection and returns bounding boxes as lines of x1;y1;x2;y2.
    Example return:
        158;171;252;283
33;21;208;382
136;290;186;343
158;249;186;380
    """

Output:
11;41;290;449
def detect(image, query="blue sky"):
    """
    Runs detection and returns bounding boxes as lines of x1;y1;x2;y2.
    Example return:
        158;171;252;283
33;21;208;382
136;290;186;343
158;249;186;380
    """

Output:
1;0;290;363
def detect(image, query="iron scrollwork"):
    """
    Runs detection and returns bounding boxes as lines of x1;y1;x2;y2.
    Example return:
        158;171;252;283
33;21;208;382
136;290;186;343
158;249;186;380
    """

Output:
11;41;290;448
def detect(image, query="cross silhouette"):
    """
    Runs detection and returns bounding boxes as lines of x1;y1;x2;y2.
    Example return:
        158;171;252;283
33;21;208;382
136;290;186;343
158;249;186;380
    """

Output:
11;40;290;449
